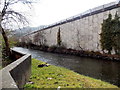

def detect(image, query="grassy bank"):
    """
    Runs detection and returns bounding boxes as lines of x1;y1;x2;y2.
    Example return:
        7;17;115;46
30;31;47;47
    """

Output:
24;58;118;88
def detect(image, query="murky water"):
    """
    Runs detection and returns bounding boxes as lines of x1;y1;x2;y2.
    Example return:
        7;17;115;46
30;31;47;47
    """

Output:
13;47;120;86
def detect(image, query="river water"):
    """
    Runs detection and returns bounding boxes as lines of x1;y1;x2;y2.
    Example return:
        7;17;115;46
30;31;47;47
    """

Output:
13;47;120;86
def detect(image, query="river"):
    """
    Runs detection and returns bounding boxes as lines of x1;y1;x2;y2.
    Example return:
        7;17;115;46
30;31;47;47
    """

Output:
13;47;120;86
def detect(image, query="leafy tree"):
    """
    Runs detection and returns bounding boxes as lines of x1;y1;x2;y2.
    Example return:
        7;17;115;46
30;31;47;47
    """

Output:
100;14;113;54
0;0;36;57
111;13;120;55
100;13;120;55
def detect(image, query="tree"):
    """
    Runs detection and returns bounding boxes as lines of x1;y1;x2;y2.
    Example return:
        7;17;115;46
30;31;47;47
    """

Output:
34;31;46;46
57;27;61;46
0;0;35;57
100;14;113;54
100;13;120;55
111;13;120;55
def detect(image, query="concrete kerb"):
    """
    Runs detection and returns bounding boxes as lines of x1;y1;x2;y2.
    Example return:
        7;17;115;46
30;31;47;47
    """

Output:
0;50;31;89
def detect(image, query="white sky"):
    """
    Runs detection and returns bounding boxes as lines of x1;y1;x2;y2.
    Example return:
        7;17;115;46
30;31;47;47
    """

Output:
27;0;117;27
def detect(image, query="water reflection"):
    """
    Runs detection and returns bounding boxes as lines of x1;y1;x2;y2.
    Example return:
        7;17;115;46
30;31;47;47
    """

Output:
13;47;120;86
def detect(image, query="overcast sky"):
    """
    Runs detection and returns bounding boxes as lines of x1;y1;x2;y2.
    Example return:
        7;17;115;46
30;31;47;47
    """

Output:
27;0;117;27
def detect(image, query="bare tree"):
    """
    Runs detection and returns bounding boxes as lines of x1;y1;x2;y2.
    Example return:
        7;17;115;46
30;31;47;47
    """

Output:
0;0;36;57
34;31;46;46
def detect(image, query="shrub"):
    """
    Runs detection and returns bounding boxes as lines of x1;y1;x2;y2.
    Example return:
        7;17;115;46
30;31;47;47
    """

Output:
100;13;120;55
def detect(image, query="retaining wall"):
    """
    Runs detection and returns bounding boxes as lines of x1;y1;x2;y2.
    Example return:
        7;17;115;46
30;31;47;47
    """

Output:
0;50;31;89
20;1;120;53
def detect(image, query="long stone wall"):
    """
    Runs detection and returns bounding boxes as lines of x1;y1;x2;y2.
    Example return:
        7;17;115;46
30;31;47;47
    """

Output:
20;1;120;53
0;50;31;89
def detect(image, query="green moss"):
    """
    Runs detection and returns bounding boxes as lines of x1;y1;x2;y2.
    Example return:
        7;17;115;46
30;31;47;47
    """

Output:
24;58;118;88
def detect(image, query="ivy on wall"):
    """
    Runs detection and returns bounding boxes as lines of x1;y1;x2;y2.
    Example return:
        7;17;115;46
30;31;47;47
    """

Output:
100;13;120;55
57;27;61;46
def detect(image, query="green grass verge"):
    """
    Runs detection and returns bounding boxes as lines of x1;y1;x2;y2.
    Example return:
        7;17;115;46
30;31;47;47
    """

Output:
24;58;118;88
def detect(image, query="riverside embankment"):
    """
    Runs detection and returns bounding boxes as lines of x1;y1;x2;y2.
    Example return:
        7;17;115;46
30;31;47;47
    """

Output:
13;47;120;87
24;58;118;88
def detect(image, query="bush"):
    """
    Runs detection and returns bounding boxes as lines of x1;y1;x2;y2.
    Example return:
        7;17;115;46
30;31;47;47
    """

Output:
100;13;120;55
48;45;57;52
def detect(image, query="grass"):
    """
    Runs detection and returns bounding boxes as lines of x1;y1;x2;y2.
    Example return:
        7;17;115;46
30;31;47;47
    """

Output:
24;58;118;89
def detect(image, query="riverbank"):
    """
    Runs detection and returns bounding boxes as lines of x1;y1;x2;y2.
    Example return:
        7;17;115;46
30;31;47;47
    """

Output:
24;58;118;88
18;44;120;61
